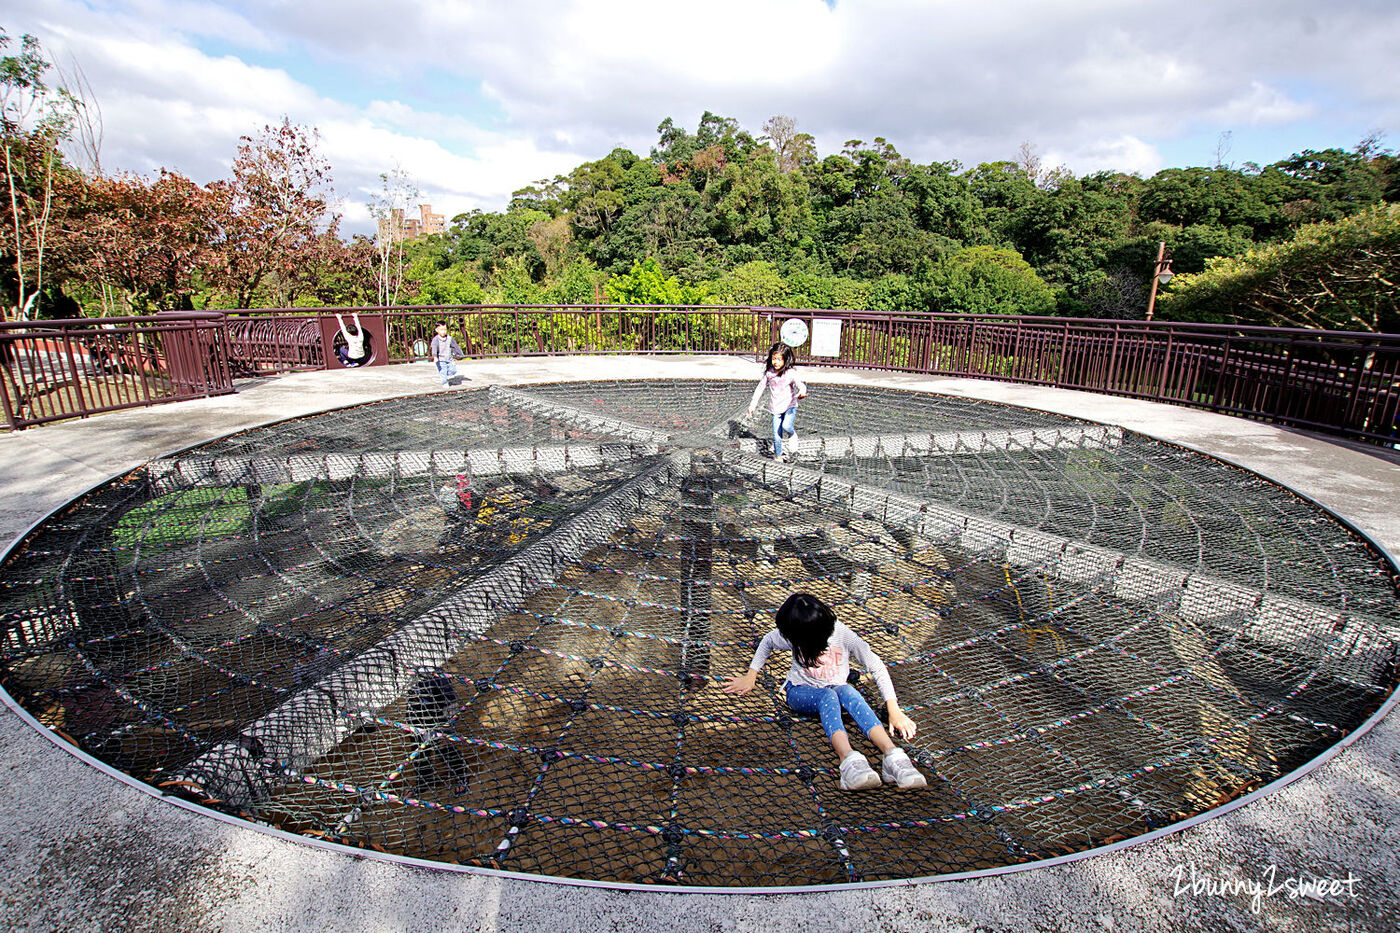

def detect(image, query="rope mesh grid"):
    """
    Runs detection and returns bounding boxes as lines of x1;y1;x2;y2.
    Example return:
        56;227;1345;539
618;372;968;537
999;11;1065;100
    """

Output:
1;379;1396;888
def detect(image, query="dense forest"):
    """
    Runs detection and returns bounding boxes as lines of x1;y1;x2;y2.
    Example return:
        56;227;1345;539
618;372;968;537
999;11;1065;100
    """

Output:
4;29;1398;330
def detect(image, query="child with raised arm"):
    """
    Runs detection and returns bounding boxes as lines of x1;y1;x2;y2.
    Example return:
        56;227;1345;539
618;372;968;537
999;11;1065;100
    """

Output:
335;311;368;366
746;342;807;461
723;593;928;791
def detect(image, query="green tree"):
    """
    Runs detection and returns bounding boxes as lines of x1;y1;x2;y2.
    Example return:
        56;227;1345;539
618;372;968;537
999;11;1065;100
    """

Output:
786;271;870;311
925;245;1057;316
712;148;811;254
867;273;921;312
546;256;604;304
904;160;987;247
652;111;757;166
604;256;710;305
1270;141;1390;221
408;255;484;305
605;184;717;278
808;140;952;276
714;260;790;307
1158;204;1400;332
485;254;543;305
1014;174;1138;291
1137;165;1292;240
964;161;1044;249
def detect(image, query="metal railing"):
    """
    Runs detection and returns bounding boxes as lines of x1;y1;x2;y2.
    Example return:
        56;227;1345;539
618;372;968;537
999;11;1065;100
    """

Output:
222;306;1400;447
0;312;235;430
805;311;1400;446
220;306;772;374
6;305;1398;446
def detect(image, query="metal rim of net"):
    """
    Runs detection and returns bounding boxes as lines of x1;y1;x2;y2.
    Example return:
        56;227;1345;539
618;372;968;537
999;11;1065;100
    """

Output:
2;378;1397;892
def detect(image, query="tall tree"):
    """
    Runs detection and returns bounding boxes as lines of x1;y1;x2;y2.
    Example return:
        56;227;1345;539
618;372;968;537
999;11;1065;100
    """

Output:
208;118;334;308
1;30;76;320
761;115;816;173
368;167;419;306
925;245;1057;316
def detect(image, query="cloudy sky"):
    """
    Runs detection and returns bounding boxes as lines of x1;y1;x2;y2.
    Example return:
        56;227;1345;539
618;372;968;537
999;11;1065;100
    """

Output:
5;0;1397;233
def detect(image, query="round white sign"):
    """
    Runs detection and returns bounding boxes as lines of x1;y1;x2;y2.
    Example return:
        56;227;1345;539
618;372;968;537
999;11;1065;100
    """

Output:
780;318;809;347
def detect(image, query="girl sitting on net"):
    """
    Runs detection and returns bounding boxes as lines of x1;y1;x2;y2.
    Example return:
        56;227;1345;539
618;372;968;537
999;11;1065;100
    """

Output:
723;592;928;790
746;342;807;461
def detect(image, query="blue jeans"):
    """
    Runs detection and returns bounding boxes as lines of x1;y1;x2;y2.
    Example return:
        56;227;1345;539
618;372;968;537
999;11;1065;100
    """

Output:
771;406;797;456
435;359;457;385
785;683;881;740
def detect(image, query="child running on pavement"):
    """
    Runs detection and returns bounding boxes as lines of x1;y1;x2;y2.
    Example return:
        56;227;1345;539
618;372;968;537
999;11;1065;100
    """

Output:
723;592;928;791
746;342;807;461
430;322;466;387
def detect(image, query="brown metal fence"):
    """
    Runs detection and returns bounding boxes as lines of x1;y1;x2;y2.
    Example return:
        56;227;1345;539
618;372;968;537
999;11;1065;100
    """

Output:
6;305;1398;446
221;305;773;374
223;306;1400;446
0;311;235;430
789;311;1400;446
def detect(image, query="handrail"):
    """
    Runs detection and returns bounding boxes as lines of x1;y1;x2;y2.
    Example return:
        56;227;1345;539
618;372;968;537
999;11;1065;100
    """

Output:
222;305;1400;447
0;310;228;331
0;311;235;430
5;306;1398;447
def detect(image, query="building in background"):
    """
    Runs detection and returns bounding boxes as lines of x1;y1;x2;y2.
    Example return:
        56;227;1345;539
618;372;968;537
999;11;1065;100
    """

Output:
377;205;446;243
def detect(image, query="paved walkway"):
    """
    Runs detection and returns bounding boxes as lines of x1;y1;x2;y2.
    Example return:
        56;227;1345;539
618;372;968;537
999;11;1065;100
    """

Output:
1;356;1397;933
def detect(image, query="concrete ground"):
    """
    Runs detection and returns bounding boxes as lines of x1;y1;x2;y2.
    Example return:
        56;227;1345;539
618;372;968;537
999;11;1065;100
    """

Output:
1;355;1397;933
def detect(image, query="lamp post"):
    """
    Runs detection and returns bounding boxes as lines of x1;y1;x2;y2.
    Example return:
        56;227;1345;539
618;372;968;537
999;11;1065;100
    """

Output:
1145;241;1174;321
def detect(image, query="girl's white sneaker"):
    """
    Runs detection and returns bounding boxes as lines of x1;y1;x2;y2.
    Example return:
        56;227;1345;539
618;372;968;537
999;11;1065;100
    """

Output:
881;748;928;790
839;752;881;791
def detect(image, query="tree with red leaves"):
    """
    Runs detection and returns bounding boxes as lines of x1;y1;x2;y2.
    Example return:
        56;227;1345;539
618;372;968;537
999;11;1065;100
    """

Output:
67;169;220;312
208;118;335;309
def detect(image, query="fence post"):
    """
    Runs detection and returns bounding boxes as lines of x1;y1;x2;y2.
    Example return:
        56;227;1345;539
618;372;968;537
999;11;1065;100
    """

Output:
1106;323;1121;391
1343;339;1374;434
62;328;92;413
1211;337;1233;411
0;334;20;430
1155;325;1174;399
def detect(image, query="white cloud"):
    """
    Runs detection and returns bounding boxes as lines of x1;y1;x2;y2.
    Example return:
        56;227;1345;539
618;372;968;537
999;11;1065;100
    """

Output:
8;0;1399;233
1206;81;1316;127
1044;136;1164;178
13;0;595;229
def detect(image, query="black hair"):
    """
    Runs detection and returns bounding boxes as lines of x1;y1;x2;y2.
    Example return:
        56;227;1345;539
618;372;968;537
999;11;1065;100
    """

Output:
765;342;796;375
775;592;836;668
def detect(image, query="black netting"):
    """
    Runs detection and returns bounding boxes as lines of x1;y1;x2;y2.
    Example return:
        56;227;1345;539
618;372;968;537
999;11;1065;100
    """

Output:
2;379;1397;888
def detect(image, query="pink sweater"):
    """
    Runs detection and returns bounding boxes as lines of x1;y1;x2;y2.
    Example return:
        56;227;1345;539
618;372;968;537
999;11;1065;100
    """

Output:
749;368;808;415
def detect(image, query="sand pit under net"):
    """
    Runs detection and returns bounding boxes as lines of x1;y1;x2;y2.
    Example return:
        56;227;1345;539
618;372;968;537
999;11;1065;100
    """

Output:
2;379;1397;889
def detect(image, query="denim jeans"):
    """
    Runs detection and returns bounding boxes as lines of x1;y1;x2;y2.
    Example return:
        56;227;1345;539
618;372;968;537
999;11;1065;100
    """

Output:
435;359;457;385
771;406;797;456
785;682;881;739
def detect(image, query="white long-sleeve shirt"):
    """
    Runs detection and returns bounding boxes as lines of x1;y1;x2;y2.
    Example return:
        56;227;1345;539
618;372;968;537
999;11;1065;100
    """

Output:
746;622;898;703
749;368;808;415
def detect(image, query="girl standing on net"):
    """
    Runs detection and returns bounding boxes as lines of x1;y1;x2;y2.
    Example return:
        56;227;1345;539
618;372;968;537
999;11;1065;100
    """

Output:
747;342;807;461
723;593;928;791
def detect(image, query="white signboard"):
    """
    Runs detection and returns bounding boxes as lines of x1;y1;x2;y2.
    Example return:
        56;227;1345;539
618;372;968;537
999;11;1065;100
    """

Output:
810;318;842;357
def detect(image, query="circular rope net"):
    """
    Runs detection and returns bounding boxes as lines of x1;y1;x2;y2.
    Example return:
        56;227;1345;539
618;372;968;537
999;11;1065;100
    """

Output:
2;379;1397;888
